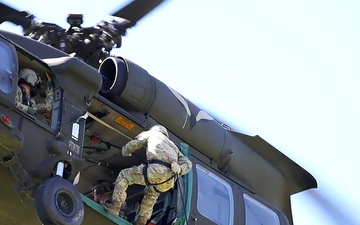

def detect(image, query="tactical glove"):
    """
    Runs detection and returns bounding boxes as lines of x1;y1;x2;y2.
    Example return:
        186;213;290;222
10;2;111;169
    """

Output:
121;146;132;157
171;162;181;175
27;107;37;115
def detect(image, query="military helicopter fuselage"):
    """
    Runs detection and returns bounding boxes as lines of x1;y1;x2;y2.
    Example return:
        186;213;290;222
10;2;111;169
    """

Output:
0;1;317;225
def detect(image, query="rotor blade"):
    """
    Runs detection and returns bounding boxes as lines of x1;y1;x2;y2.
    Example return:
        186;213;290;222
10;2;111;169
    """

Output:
111;0;166;27
0;2;34;28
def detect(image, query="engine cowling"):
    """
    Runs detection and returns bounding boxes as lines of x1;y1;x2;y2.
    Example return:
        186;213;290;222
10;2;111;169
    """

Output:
99;57;155;112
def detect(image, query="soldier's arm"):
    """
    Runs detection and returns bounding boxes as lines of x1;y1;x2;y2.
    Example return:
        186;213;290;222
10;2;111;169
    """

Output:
177;151;192;176
14;87;30;113
122;132;149;156
35;85;54;114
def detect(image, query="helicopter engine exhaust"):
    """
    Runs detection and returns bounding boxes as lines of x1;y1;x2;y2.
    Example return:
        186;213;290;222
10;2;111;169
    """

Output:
99;57;155;112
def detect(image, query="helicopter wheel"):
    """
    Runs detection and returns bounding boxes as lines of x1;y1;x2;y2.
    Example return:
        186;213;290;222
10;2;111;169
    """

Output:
34;176;84;225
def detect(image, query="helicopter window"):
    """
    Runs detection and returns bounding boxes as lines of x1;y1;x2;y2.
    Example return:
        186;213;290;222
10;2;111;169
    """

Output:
0;40;15;94
14;47;56;127
196;164;234;225
243;194;280;225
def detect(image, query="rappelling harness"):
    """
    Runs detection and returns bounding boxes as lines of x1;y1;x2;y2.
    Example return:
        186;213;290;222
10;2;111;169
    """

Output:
143;159;177;193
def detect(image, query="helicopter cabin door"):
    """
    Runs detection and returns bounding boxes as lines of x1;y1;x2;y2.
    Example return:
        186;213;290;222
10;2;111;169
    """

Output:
188;157;235;225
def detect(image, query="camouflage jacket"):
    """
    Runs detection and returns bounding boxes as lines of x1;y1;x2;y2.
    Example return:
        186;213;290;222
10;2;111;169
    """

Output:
15;86;53;114
122;129;192;176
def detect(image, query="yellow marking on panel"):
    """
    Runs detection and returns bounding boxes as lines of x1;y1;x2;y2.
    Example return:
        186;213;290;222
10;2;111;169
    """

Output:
114;115;135;130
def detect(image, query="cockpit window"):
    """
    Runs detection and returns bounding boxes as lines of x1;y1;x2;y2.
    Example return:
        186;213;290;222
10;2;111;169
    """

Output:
243;194;280;225
196;164;234;225
0;41;15;93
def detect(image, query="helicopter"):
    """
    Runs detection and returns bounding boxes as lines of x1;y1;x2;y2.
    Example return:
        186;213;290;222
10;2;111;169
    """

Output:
0;1;317;225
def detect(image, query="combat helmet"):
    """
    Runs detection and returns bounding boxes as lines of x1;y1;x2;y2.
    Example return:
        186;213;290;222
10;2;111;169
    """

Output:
19;68;39;87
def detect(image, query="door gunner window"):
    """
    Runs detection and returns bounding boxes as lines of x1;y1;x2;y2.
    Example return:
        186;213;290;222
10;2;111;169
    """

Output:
14;48;56;128
0;41;14;94
196;164;234;225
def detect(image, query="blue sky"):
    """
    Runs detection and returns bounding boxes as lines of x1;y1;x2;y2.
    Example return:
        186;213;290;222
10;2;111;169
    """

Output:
1;0;360;224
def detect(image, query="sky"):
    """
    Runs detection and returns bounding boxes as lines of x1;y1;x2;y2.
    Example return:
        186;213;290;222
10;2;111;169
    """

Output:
1;0;360;224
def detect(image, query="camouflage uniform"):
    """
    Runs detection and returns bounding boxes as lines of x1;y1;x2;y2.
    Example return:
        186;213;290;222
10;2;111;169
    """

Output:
14;83;53;115
107;125;192;225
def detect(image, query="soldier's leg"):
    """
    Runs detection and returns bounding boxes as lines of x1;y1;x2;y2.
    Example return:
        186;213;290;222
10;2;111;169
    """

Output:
105;164;146;216
133;186;160;225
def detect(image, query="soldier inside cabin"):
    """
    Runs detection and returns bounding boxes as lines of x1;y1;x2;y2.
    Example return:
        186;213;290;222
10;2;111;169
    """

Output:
15;68;53;117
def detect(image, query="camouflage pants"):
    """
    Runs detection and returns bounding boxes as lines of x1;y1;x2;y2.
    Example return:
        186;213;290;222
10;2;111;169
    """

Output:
112;163;175;225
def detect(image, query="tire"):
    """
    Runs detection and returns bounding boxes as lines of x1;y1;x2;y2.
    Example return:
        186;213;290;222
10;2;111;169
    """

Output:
34;176;84;225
